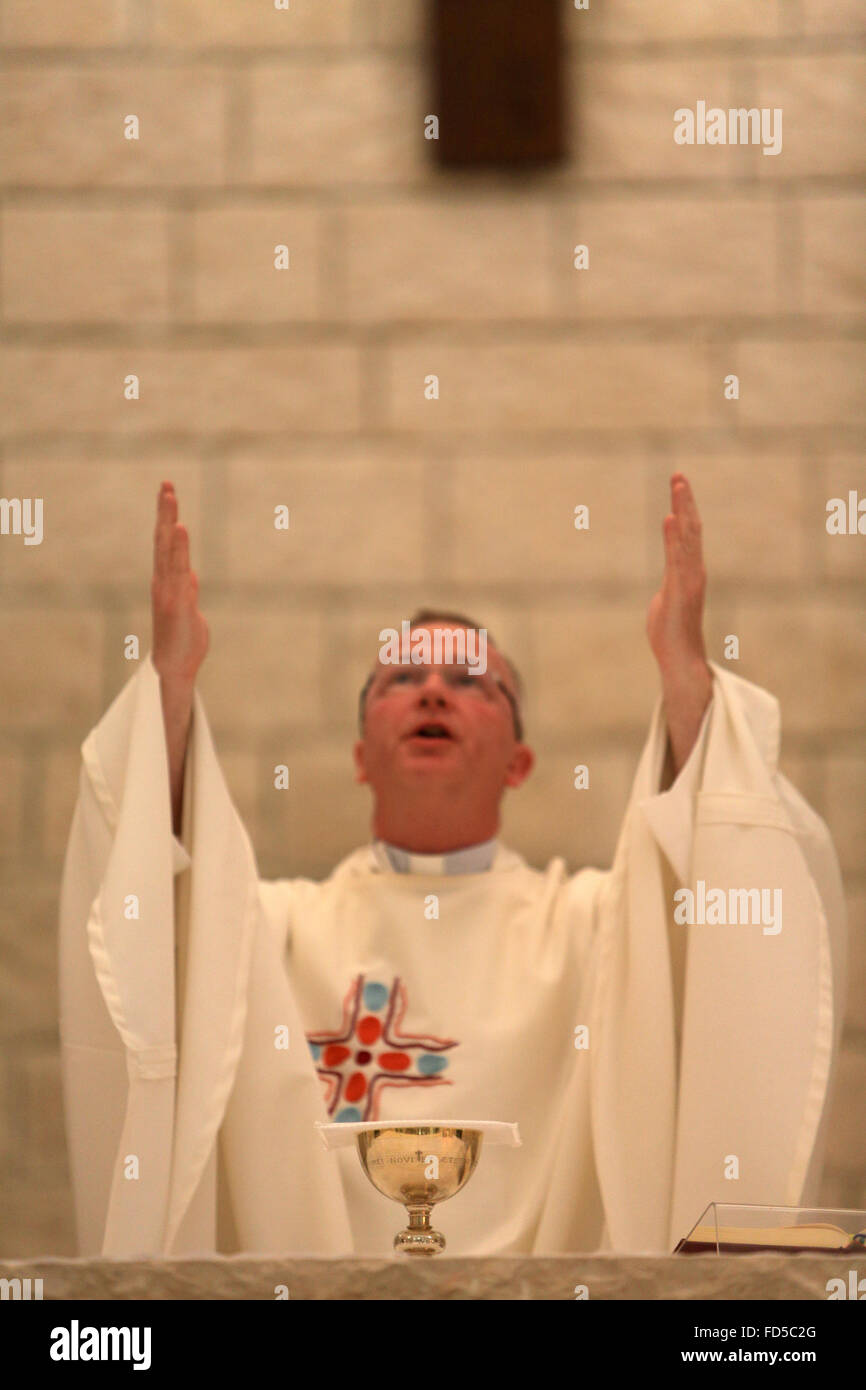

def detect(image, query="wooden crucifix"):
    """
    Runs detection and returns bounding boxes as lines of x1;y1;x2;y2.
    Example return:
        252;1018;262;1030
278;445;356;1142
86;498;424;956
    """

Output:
429;0;566;168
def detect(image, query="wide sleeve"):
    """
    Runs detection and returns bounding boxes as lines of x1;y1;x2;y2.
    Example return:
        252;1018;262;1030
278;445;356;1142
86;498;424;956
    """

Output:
58;651;352;1257
58;653;185;1255
587;660;847;1254
637;689;715;887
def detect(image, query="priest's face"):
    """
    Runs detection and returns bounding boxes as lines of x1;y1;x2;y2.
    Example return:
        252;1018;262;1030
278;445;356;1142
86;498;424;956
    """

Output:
353;622;534;848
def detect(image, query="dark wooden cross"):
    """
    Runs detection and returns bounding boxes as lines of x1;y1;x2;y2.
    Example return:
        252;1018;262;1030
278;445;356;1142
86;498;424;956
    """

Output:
429;0;566;168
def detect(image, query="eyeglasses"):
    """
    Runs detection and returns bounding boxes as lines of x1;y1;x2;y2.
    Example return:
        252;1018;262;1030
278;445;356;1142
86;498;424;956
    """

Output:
364;665;524;741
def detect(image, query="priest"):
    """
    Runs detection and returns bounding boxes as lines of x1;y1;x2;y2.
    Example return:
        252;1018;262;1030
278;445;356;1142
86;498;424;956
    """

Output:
58;474;847;1257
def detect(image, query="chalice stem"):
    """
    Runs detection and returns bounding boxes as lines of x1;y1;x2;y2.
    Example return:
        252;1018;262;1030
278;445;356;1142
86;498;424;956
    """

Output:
407;1204;433;1231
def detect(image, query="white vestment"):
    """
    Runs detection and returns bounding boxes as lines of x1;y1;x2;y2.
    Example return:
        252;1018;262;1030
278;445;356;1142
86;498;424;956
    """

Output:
58;656;847;1257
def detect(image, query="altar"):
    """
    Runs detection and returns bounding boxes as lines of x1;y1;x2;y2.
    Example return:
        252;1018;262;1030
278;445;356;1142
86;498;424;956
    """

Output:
2;1254;864;1301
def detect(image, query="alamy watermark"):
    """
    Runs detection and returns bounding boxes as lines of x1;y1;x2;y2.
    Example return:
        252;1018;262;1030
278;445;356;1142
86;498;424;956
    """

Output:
378;621;488;675
50;1320;151;1370
674;880;782;935
826;490;865;534
674;103;783;156
0;497;43;545
0;1276;43;1299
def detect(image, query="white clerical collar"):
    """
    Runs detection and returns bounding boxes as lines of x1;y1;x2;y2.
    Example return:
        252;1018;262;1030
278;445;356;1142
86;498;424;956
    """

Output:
372;837;498;875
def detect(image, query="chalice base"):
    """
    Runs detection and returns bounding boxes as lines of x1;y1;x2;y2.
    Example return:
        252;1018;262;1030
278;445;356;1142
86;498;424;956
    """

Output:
394;1204;446;1256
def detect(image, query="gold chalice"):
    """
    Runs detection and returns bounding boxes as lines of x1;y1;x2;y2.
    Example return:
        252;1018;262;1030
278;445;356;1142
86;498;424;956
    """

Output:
316;1118;521;1256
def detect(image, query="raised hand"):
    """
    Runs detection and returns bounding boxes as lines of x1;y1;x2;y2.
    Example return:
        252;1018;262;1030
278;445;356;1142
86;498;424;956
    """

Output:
646;473;713;779
646;473;708;678
151;481;209;685
151;482;208;834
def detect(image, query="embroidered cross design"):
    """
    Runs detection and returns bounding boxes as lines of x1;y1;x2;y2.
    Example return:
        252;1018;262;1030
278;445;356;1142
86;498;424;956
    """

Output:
306;974;458;1122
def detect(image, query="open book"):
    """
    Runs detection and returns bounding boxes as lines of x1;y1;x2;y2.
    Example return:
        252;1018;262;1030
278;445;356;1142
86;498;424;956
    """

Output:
678;1206;866;1262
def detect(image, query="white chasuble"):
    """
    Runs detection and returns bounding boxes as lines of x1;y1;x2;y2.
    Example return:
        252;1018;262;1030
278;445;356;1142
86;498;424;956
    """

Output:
58;655;846;1257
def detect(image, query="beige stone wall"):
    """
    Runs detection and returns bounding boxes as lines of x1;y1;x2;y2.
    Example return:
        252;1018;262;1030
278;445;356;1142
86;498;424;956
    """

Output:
0;1;863;1256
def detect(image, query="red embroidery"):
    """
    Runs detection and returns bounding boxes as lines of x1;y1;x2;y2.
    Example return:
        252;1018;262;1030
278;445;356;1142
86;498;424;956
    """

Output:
306;975;458;1121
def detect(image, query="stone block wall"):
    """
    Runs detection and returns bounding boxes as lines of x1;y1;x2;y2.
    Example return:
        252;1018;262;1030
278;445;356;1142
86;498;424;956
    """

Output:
0;0;863;1254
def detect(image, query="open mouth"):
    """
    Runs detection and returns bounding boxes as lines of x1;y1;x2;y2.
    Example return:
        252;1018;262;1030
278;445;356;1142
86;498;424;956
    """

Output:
406;722;455;741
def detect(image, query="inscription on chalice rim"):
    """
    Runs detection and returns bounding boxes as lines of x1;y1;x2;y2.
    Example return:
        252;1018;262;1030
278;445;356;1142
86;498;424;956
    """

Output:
368;1152;461;1168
